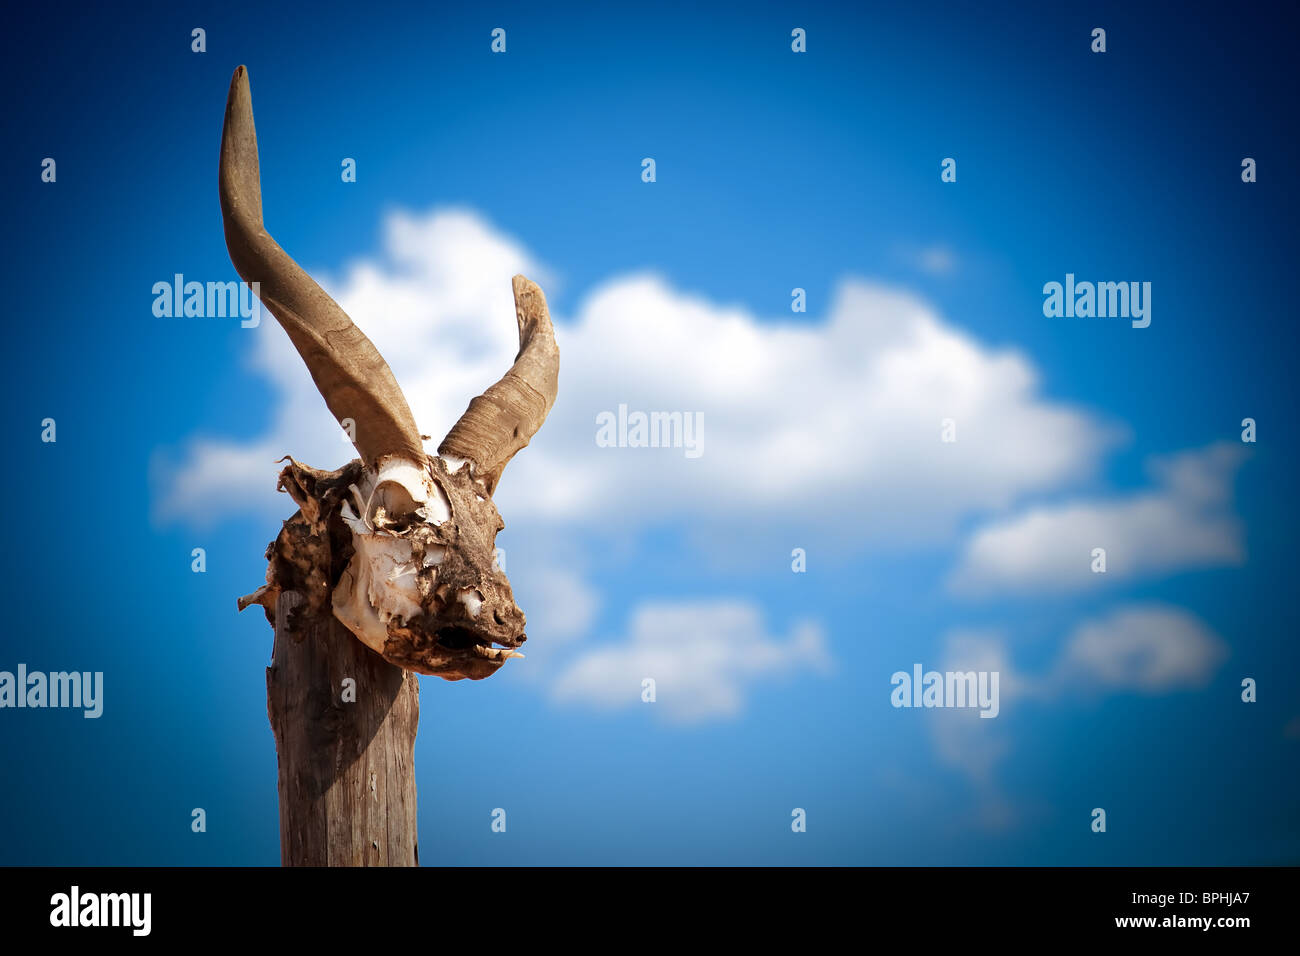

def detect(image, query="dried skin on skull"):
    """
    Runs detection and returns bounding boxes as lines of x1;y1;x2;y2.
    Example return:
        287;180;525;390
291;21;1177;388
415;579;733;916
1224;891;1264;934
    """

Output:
244;458;526;681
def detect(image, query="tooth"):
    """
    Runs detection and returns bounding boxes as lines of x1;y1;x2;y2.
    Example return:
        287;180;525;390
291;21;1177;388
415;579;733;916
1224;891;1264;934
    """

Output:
467;645;524;662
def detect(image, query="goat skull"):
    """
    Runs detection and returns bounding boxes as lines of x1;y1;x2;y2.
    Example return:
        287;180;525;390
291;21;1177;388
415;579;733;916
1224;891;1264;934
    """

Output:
223;66;559;681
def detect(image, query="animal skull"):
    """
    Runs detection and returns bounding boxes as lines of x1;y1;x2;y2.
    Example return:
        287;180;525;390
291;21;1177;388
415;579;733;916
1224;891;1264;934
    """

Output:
223;66;559;681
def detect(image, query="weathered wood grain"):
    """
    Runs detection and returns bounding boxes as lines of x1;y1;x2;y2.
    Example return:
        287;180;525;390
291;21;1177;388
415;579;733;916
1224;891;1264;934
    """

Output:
266;590;420;866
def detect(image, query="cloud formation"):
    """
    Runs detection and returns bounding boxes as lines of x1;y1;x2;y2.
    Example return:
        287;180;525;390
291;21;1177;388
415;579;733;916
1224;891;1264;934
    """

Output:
949;443;1247;596
156;207;1114;545
926;606;1227;819
550;601;829;723
1058;604;1228;692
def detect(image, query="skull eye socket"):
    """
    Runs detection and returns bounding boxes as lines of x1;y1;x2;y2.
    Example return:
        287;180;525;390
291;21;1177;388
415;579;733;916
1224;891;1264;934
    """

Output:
373;480;419;519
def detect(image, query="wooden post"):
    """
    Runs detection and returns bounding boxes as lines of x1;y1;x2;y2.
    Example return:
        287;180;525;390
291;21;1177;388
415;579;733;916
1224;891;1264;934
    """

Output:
266;589;420;866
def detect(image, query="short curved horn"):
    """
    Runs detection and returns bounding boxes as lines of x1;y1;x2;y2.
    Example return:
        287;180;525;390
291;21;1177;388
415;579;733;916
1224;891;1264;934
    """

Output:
438;275;559;495
219;65;425;469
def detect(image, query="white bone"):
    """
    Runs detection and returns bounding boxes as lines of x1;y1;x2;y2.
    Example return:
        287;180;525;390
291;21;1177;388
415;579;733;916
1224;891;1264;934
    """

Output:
334;457;451;652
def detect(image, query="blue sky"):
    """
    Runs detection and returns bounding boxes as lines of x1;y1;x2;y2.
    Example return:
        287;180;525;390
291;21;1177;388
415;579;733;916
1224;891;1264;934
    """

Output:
1;1;1297;865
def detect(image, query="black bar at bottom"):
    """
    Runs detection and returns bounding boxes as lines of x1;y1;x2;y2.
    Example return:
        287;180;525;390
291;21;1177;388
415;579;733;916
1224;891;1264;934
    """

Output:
1;866;1290;940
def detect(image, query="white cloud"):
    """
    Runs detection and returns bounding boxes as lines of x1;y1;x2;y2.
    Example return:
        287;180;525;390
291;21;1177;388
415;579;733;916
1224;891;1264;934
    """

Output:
949;443;1247;596
924;608;1226;821
929;630;1018;785
934;607;1228;705
514;567;599;645
1058;604;1228;692
550;601;829;723
941;629;1034;703
519;274;1113;541
919;630;1022;829
155;206;1114;546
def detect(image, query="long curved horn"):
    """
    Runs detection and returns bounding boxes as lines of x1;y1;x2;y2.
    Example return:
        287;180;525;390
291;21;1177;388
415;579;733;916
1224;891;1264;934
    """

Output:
439;275;559;495
219;65;425;469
